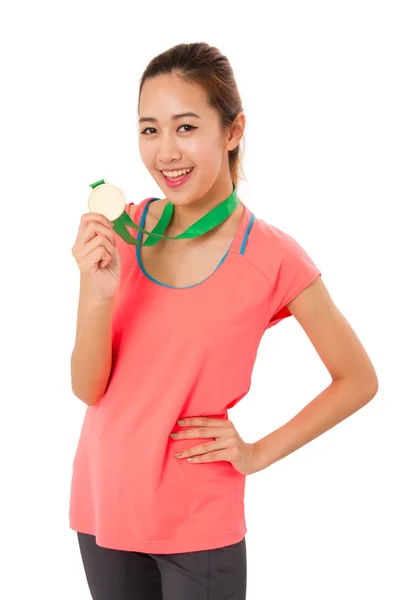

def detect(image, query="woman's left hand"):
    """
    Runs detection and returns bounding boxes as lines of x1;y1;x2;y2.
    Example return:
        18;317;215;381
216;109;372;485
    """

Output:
170;416;262;476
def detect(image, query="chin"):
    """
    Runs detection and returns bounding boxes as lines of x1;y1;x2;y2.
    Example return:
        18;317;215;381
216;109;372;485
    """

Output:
168;196;196;207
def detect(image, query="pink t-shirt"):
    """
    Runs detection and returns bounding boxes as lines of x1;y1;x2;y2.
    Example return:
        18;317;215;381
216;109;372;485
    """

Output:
69;196;322;553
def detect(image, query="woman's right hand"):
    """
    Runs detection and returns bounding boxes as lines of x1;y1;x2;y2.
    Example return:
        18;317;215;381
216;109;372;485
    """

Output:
72;212;120;299
72;204;138;300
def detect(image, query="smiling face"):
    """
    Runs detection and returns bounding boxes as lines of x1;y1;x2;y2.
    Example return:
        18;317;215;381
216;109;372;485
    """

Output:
138;73;243;206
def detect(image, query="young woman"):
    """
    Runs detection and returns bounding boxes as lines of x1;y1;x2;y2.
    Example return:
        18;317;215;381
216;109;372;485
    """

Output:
70;42;378;600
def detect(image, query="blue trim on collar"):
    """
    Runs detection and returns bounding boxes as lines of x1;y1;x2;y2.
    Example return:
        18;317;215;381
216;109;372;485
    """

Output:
239;212;255;255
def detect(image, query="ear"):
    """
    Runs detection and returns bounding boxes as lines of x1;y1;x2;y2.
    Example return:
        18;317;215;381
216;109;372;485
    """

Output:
225;112;246;151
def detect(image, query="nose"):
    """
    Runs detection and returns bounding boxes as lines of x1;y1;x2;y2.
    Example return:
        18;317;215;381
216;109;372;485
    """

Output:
157;133;182;164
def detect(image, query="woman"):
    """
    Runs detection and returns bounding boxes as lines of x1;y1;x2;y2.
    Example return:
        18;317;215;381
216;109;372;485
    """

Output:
70;42;378;600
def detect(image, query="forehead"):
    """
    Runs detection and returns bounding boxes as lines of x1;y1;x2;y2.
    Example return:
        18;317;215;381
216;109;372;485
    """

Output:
139;74;211;117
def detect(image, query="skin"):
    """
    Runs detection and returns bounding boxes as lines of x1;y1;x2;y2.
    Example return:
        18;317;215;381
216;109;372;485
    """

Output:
138;72;245;229
137;73;379;474
136;73;246;287
170;277;379;475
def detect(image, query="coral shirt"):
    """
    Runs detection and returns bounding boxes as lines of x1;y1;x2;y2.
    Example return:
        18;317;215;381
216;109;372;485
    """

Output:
69;195;322;553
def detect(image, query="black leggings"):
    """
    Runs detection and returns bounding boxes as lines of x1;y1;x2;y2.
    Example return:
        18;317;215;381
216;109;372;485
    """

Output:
77;532;247;600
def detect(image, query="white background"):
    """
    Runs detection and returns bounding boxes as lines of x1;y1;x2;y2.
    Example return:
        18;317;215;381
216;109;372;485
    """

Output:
1;1;398;598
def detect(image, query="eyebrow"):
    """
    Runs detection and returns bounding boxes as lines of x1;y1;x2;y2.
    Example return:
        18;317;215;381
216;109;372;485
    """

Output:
138;112;202;124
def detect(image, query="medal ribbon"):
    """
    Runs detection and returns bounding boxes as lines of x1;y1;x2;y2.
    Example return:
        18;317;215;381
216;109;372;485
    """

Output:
89;179;239;246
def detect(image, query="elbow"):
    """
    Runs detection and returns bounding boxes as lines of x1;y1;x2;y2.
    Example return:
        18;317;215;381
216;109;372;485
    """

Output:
362;361;380;400
71;381;103;407
83;395;101;407
70;357;107;407
354;370;380;404
366;373;379;400
333;369;379;405
71;387;100;407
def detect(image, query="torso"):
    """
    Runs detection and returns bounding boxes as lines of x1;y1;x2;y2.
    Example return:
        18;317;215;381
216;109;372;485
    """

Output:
130;197;245;288
70;201;322;553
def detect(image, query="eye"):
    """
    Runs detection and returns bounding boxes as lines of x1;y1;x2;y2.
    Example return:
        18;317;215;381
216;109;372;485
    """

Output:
140;124;197;135
141;127;157;135
178;124;197;133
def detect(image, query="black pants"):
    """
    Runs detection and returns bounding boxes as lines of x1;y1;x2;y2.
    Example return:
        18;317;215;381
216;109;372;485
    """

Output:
77;532;247;600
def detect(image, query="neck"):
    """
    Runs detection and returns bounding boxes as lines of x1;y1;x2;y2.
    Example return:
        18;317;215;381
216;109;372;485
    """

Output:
168;177;236;233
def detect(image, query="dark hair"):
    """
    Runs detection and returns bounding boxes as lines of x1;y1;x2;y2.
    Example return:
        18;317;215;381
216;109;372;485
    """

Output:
137;42;246;188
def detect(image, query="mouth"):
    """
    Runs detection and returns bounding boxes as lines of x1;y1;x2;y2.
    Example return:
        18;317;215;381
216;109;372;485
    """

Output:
160;167;195;188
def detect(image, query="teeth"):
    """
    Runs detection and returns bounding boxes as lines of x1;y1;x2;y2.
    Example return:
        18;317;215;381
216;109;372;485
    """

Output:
162;167;193;178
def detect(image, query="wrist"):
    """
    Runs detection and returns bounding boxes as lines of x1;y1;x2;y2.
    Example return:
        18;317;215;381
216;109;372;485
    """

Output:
253;437;274;471
88;291;116;308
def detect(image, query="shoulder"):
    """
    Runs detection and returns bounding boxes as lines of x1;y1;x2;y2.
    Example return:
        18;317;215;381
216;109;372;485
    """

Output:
245;215;311;266
243;215;321;328
126;196;166;228
242;214;321;290
248;216;302;250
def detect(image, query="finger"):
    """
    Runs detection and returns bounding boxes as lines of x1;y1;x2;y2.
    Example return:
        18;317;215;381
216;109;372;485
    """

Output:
73;214;114;252
186;449;230;463
79;245;113;272
76;231;115;263
83;221;116;246
176;440;221;458
73;223;115;257
81;212;114;229
172;427;223;439
98;245;113;268
178;417;228;428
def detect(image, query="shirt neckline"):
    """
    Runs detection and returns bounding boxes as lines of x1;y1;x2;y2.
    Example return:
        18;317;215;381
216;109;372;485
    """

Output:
131;197;251;290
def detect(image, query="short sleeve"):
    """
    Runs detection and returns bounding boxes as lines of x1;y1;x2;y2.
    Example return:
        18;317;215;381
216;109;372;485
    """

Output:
266;227;321;329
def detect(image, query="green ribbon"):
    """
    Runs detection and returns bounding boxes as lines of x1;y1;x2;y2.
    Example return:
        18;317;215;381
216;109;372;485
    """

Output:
89;179;239;246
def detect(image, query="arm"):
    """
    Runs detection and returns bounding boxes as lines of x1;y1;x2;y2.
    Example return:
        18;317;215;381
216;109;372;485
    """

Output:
70;273;116;406
253;276;379;470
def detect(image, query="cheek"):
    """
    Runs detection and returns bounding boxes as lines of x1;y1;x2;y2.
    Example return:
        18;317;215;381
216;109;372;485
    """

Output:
138;141;153;167
138;134;222;171
187;137;222;168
